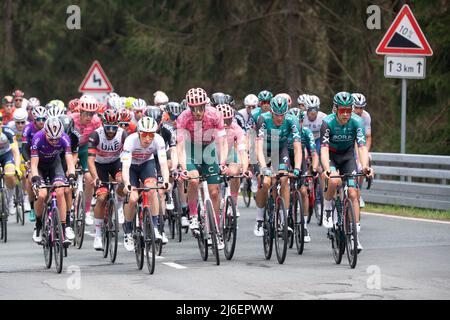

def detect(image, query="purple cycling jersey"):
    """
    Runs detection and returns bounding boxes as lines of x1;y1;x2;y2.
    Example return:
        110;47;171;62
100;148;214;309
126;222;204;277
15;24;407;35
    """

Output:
22;122;39;145
31;130;72;163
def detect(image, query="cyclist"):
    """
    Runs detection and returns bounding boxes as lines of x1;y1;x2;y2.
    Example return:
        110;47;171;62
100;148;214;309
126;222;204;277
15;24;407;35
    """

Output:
216;103;251;217
118;109;136;135
1;96;15;125
0;112;23;220
67;98;79;115
246;90;273;132
287;108;319;243
71;95;102;226
107;96;123;111
88;109;127;250
7;108;31;214
253;96;302;237
121;117;170;251
131;98;146;124
176;87;228;249
352;93;371;208
22;106;48;222
238;94;258;132
30;117;76;246
154;91;169;112
276;93;293;108
13;90;25;109
297;94;308;111
320;92;374;252
27;98;40;121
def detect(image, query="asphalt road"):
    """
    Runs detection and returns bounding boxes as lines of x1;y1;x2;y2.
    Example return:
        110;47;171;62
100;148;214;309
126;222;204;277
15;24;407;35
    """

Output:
1;199;449;300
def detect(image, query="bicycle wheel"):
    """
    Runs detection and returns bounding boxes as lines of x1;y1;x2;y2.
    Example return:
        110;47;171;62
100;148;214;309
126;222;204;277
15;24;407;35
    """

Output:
262;202;273;260
167;209;175;239
1;189;7;242
42;207;52;269
101;205;109;259
74;191;85;249
134;208;144;270
173;188;182;243
143;208;156;274
287;207;294;249
274;196;288;264
315;177;324;226
329;202;344;265
242;178;251;208
344;198;358;268
307;183;314;224
52;208;64;274
223;196;237;260
293;190;305;255
108;198;118;263
206;200;220;266
155;198;164;256
18;185;25;226
197;204;208;261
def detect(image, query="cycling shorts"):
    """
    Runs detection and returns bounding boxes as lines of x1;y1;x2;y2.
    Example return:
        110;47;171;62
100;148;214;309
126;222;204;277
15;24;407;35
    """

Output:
0;150;14;169
78;144;89;172
327;147;358;188
130;159;157;187
95;159;122;195
261;144;290;173
37;157;66;184
185;143;220;184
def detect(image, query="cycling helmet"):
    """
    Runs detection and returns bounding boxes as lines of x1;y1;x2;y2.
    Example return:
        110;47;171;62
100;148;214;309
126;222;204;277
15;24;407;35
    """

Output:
225;94;235;108
270;96;289;115
79;95;99;112
68;99;79;112
108;92;120;99
210;92;227;107
2;96;13;105
49;99;65;110
58;115;75;134
102;109;119;125
186;88;208;107
13;90;24;99
124;97;136;109
32;106;48;119
132;98;147;111
107;96;122;110
44;117;64;139
144;106;163;123
216;103;235;120
305;95;320;110
351;93;366;108
154;91;169;105
165;102;185;118
118;109;132;122
333;91;353;107
98;103;107;114
244;94;259;107
258;90;273;102
13;108;28;122
47;104;66;117
28;97;40;109
137;116;158;133
297;94;308;106
287;107;302;119
275;93;292;107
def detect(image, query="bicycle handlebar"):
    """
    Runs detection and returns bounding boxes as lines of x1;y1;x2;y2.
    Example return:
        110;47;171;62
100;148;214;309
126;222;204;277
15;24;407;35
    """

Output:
324;173;372;192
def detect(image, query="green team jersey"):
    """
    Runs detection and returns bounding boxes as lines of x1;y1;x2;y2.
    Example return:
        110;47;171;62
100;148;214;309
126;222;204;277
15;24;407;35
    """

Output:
320;113;366;152
256;111;301;151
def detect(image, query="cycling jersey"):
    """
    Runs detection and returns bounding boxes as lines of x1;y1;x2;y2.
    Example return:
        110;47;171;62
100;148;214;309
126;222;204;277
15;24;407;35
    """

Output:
0;126;15;155
22;122;40;161
88;127;127;164
256;112;301;151
234;111;246;132
176;107;225;145
358;110;371;135
289;125;316;155
31;130;72;163
121;132;167;166
71;112;102;146
7;120;28;153
158;122;176;150
321;113;366;153
246;107;264;131
303;111;327;140
58;115;80;154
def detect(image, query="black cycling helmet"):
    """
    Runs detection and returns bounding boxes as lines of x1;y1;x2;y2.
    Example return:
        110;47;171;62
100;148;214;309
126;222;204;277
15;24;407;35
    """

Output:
58;115;75;134
144;106;163;123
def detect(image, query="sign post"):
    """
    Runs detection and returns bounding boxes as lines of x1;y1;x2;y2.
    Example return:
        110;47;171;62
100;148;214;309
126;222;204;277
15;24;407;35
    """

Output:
78;60;114;104
376;4;433;154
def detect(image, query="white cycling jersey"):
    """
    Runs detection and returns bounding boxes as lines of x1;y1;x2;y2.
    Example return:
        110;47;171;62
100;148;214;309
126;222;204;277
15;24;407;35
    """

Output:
359;110;371;135
303;111;327;140
88;127;126;164
121;132;166;166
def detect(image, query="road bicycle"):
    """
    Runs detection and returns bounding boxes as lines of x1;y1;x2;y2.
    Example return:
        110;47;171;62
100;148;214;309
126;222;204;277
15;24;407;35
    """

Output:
166;177;182;243
14;172;25;226
241;176;252;208
70;168;85;249
34;183;71;274
325;173;372;269
0;166;9;243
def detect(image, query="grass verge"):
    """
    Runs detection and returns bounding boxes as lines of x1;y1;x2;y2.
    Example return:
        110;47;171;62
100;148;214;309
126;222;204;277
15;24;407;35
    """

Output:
363;203;450;221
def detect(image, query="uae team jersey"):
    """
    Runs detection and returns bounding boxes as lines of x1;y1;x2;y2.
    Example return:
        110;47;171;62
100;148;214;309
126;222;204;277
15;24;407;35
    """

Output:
31;130;72;163
176;107;226;145
88;127;127;164
303;111;327;140
121;132;167;166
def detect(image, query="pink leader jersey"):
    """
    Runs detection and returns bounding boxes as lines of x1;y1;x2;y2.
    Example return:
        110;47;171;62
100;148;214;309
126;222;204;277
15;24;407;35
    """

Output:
176;107;226;145
71;112;102;146
224;122;246;152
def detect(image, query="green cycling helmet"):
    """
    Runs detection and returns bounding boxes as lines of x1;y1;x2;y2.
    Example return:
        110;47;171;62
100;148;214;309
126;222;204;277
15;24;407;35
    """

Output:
287;107;304;121
333;91;353;107
270;96;289;115
258;90;273;102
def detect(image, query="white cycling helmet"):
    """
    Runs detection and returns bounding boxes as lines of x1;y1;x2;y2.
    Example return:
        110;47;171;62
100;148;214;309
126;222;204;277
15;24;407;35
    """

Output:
305;95;320;110
297;94;309;106
244;94;258;107
154;91;169;105
132;98;147;110
352;93;367;108
32;106;47;119
108;96;122;110
44;117;64;139
28;97;40;109
13;108;28;122
47;104;66;117
137;116;158;133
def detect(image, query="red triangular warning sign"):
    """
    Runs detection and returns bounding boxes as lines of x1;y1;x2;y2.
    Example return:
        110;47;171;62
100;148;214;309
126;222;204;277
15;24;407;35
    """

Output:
78;60;114;92
376;5;433;56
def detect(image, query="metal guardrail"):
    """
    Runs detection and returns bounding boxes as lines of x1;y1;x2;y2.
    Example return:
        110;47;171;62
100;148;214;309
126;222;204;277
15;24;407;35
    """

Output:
360;152;450;211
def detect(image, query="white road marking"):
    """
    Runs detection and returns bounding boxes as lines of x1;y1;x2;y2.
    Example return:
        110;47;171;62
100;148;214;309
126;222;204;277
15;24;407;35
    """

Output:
362;211;450;225
163;262;187;269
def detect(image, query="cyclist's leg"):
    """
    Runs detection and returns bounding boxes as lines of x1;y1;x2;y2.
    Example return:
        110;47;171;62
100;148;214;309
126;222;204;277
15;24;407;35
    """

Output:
138;160;159;228
49;158;68;226
123;164;139;235
61;155;73;228
79;145;94;216
340;151;360;222
204;162;221;228
93;162;110;237
3;153;17;214
228;162;241;205
278;145;290;212
322;153;341;227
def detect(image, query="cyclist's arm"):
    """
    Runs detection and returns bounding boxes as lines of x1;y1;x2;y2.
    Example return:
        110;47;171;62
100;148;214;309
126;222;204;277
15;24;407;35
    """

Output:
156;136;170;184
10;137;21;170
30;156;39;178
320;122;331;173
168;146;178;171
121;150;131;187
65;153;75;176
366;132;372;152
255;116;266;168
291;119;302;170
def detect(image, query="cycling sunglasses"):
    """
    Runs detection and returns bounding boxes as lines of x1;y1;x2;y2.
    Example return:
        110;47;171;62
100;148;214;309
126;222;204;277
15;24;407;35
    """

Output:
104;125;118;132
15;121;26;125
119;122;130;127
35;117;47;122
169;114;178;121
81;111;95;117
224;118;233;126
337;107;353;116
140;131;155;139
190;104;206;113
